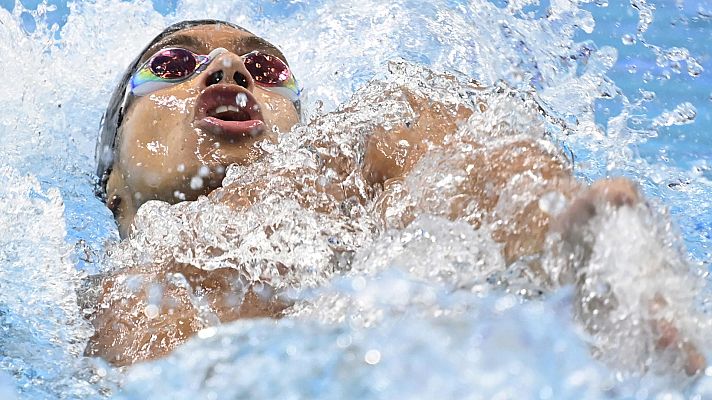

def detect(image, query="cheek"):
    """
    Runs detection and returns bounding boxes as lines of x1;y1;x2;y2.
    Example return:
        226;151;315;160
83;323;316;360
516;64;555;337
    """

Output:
127;90;200;138
143;85;200;120
119;91;203;163
254;90;300;132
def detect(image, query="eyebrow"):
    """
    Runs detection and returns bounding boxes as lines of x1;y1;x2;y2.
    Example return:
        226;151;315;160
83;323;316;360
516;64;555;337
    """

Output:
141;34;288;65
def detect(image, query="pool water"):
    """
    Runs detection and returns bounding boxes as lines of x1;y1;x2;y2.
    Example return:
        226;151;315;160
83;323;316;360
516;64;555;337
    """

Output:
0;0;710;399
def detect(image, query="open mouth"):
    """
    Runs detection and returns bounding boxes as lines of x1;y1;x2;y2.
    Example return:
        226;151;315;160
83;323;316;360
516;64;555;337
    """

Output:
194;85;266;138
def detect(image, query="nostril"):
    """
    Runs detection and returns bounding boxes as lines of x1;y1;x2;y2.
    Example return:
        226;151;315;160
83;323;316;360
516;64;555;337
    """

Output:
206;70;223;86
234;71;249;89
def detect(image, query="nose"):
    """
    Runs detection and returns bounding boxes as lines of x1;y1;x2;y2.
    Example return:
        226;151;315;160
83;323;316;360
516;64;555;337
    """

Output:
203;52;254;91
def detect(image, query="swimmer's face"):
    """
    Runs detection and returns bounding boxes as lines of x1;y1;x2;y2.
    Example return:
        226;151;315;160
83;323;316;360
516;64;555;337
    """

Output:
107;25;300;236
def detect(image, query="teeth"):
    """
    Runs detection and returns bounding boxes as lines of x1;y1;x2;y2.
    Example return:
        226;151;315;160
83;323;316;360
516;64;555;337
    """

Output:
212;105;242;114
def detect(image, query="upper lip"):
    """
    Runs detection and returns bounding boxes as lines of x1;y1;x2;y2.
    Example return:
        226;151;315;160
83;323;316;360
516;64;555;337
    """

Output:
194;85;264;123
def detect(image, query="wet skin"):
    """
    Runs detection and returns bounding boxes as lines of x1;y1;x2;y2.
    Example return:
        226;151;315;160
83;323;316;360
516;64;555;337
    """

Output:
106;25;300;237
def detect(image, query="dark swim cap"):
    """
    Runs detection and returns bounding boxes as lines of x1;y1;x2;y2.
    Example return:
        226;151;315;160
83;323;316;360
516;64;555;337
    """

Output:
95;19;278;200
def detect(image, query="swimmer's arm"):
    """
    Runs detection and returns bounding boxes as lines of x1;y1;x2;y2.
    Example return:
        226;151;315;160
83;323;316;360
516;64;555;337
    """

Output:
86;263;285;365
365;95;706;374
360;87;581;264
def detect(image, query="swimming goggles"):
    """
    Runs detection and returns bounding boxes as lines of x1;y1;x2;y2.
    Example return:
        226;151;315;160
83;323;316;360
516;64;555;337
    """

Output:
129;47;301;102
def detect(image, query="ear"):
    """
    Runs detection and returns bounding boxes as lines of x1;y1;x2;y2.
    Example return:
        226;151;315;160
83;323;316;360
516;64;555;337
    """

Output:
107;194;122;219
106;169;137;239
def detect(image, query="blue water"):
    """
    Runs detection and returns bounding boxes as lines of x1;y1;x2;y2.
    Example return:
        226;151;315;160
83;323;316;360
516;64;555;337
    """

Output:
1;0;711;398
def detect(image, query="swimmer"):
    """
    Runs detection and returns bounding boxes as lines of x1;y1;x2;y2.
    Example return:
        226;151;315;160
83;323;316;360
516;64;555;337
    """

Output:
88;20;706;375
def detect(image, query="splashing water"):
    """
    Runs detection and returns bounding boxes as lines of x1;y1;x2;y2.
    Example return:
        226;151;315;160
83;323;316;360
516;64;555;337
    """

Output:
0;0;711;398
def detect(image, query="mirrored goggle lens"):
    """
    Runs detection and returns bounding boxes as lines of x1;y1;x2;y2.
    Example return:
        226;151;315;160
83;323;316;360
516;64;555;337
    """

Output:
243;51;291;86
130;48;211;96
242;51;301;102
150;48;198;79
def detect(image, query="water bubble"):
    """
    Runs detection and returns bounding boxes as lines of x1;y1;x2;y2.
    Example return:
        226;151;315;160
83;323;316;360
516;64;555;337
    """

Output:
621;34;636;45
538;192;567;216
198;327;217;339
143;304;159;319
336;334;352;348
198;165;211;178
190;176;204;190
627;64;638;74
177;163;186;173
580;16;595;34
173;190;186;201
364;349;381;365
640;90;656;101
688;60;704;77
236;93;248;108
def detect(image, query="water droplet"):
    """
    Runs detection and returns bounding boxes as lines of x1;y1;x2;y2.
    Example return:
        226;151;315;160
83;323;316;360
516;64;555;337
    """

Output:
198;327;217;339
236;93;248;108
538;192;568;216
580;16;595;34
640;90;655;101
177;163;186;173
688;60;704;77
336;334;352;348
173;190;186;201
198;165;210;177
190;176;204;190
364;349;381;365
143;304;159;319
621;34;636;45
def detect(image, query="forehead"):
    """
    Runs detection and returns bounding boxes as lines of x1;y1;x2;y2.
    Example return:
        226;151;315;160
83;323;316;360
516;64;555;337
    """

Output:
141;25;288;64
